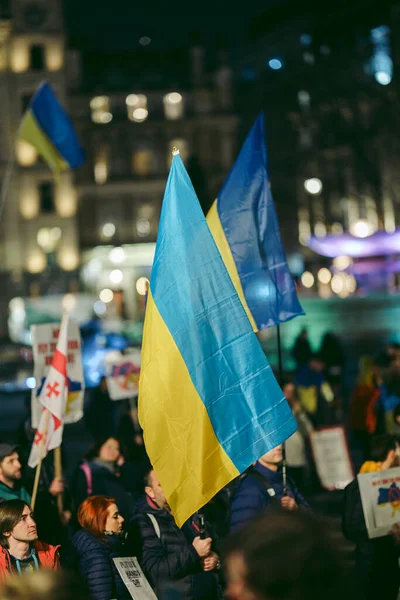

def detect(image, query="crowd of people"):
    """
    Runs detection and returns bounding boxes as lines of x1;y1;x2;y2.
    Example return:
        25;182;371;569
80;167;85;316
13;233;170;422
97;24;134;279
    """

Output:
0;335;399;599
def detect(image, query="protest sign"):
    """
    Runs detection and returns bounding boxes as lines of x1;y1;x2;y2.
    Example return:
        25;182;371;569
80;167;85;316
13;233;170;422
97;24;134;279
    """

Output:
31;321;84;427
358;466;400;538
310;426;354;490
106;351;141;400
113;557;157;600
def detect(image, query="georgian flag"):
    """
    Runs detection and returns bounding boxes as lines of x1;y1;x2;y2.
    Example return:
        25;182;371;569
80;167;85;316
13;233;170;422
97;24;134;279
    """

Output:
28;314;69;468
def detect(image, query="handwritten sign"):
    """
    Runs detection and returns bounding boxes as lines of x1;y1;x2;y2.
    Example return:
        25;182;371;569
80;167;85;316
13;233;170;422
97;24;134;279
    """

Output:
113;557;157;600
31;321;84;427
359;466;400;538
310;427;354;490
106;351;141;400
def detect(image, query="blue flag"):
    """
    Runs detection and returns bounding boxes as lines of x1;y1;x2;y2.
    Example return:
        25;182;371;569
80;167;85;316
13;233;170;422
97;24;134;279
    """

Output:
207;112;304;330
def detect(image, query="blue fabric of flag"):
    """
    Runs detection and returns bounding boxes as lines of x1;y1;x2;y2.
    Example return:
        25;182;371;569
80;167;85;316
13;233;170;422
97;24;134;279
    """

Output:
216;112;304;329
30;81;85;168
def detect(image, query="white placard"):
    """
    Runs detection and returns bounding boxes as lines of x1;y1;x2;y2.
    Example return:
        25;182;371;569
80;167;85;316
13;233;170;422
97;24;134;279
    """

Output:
358;466;400;539
113;557;157;600
106;351;141;400
310;427;354;490
31;321;84;427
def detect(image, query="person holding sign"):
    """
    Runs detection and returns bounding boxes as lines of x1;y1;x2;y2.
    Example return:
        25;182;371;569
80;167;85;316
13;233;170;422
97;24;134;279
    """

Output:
72;495;130;600
343;435;400;600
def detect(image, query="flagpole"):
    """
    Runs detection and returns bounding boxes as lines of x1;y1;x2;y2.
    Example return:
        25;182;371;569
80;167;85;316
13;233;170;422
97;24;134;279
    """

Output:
31;409;50;510
54;446;63;516
276;324;288;495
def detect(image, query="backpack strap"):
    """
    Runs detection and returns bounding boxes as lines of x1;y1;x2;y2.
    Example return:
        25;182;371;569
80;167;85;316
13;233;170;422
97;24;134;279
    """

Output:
246;468;279;503
146;513;161;539
80;462;93;496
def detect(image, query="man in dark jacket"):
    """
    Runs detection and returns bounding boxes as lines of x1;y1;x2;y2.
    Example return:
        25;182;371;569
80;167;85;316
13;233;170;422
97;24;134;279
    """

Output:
342;435;400;600
230;444;310;532
130;469;221;600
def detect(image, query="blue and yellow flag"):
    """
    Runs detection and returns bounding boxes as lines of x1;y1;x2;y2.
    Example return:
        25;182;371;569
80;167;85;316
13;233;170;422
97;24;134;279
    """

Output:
207;113;304;331
139;151;297;527
18;81;84;173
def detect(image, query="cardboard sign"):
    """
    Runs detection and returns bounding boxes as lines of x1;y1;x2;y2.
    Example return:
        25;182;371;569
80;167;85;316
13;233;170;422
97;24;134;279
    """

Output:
106;351;141;400
310;426;354;490
113;557;157;600
31;321;84;427
358;466;400;538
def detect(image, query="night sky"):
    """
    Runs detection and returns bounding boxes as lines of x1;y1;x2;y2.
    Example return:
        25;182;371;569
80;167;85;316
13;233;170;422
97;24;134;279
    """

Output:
64;0;283;51
65;0;395;53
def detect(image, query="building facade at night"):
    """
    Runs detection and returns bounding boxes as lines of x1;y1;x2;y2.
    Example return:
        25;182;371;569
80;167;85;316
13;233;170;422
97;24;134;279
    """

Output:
232;0;400;297
0;0;238;331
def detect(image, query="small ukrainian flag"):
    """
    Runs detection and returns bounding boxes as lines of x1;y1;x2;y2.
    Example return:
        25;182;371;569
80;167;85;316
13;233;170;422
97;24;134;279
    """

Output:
18;81;85;173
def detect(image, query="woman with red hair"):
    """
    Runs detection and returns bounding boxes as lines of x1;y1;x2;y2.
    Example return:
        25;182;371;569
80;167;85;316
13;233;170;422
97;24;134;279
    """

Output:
72;495;129;600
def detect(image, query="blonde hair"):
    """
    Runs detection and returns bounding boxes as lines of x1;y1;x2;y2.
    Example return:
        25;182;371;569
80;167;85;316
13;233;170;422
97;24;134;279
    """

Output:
0;570;90;600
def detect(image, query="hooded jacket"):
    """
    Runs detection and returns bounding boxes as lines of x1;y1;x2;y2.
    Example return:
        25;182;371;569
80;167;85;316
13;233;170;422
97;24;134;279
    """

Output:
0;540;60;583
72;529;130;600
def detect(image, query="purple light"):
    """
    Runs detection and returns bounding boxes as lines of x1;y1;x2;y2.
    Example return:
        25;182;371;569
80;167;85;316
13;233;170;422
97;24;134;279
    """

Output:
307;229;400;258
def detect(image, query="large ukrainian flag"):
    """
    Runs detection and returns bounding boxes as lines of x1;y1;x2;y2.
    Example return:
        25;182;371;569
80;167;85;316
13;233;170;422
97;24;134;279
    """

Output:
18;81;84;173
207;113;304;331
139;151;297;527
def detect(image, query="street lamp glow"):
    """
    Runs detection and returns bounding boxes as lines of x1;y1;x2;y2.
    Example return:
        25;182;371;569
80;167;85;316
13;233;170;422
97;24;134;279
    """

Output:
109;247;125;264
93;301;106;316
110;269;123;285
62;294;77;312
165;92;182;104
345;274;357;293
333;255;352;271
331;274;344;294
301;271;314;288
99;112;113;124
132;108;148;122
99;288;114;303
102;222;116;238
318;268;332;284
352;220;370;238
375;71;392;86
268;58;283;70
136;277;150;296
304;178;323;195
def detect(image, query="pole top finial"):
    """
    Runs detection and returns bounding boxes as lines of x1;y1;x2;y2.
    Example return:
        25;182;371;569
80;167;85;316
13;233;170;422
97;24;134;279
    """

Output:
172;147;180;156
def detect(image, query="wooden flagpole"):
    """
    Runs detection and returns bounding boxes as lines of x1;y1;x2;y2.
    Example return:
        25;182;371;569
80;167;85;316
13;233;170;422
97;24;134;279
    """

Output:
54;446;63;516
31;409;50;510
53;311;69;517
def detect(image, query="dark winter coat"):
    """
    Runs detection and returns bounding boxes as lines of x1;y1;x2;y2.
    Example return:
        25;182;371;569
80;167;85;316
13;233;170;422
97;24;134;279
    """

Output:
72;461;141;519
343;478;400;600
72;529;130;600
130;496;220;600
230;462;310;532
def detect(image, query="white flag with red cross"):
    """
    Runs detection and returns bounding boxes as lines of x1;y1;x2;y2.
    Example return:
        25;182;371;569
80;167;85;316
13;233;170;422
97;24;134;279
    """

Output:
28;313;69;468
